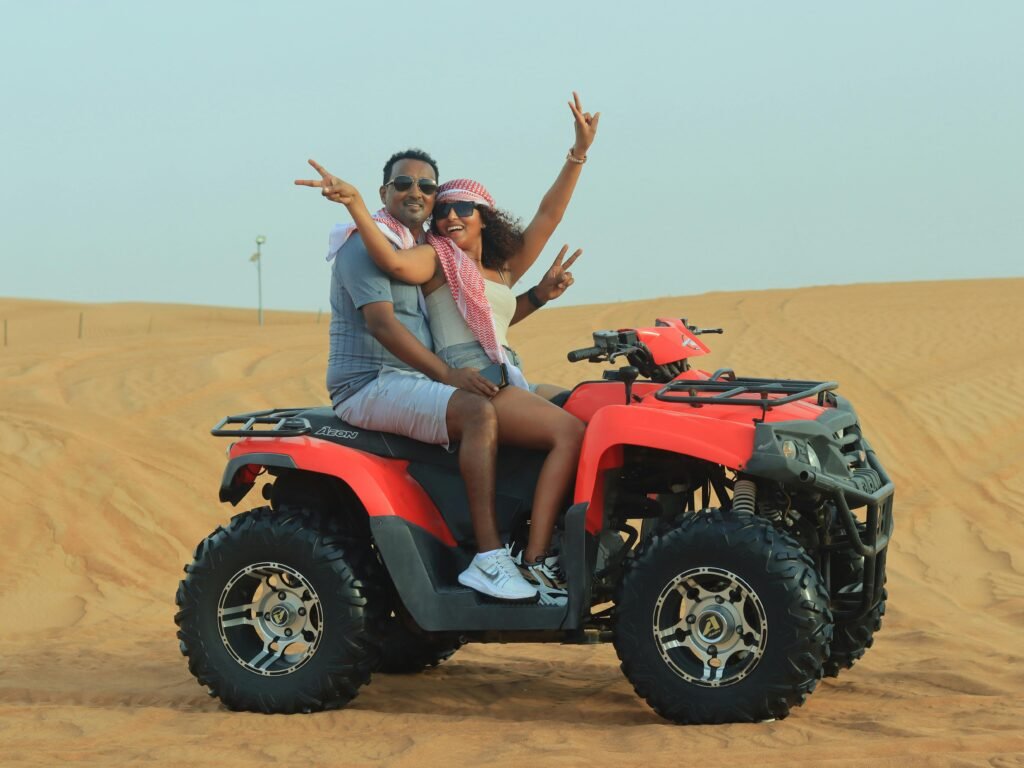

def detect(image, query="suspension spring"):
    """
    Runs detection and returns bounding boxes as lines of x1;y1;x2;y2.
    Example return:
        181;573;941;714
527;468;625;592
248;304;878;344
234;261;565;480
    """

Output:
732;478;757;516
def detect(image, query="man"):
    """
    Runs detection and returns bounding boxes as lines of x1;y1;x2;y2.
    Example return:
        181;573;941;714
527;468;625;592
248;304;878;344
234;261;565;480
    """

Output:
296;150;537;602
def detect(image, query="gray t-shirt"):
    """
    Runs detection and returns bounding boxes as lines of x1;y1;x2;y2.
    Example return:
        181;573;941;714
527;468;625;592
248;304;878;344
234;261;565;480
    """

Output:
326;233;433;406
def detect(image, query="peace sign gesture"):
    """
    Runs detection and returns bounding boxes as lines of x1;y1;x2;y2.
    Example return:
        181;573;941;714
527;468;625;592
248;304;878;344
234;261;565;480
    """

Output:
294;159;361;207
534;245;582;304
568;91;600;158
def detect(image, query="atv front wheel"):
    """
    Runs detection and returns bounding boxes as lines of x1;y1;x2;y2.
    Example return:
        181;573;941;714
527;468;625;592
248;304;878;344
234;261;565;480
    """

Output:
613;509;832;724
824;536;887;678
175;506;383;713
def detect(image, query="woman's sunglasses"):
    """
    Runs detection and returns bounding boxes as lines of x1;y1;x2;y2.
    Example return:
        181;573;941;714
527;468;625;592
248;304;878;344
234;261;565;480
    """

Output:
385;175;438;195
433;201;478;219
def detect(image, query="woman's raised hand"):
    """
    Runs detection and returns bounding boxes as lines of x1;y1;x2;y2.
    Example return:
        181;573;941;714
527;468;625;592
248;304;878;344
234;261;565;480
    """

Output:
294;159;361;206
568;91;600;158
534;245;582;303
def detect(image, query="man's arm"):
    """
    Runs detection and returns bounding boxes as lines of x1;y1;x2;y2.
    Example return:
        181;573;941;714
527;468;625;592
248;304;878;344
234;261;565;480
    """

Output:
361;302;498;397
346;200;437;285
337;235;496;397
296;159;436;284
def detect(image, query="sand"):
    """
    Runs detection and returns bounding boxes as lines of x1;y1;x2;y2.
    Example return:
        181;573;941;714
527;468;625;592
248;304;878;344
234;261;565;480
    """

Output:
1;279;1022;766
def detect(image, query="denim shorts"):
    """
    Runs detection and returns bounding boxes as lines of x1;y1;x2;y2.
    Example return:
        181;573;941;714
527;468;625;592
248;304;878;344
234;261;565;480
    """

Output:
334;366;456;448
438;342;537;393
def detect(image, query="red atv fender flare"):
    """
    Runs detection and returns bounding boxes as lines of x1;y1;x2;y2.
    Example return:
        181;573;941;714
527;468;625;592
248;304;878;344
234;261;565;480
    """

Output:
226;437;457;546
573;405;755;534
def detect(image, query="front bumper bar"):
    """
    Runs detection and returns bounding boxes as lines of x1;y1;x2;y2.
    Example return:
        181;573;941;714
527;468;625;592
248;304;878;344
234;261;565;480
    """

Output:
797;450;894;618
746;431;895;619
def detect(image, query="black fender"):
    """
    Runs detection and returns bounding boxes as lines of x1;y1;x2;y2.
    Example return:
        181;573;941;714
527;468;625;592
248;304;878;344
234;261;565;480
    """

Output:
219;452;296;505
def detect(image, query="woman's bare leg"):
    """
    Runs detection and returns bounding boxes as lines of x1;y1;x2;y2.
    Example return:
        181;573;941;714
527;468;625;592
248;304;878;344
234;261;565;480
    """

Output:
490;386;585;562
533;383;569;401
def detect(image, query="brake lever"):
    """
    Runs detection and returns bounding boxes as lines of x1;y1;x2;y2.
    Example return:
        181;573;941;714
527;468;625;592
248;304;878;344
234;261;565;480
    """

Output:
607;346;641;363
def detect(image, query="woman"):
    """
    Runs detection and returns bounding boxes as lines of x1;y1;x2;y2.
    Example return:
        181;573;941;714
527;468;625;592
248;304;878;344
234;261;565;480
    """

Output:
304;93;599;604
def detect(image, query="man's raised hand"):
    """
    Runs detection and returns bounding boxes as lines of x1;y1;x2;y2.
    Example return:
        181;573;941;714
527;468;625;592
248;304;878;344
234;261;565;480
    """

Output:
535;245;582;304
294;159;360;206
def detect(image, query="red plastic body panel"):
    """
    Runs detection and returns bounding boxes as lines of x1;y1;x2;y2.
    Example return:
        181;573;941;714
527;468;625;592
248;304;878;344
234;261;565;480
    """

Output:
573;404;758;533
568;365;831;534
563;381;662;423
219;322;835;542
228;437;457;547
639;317;711;363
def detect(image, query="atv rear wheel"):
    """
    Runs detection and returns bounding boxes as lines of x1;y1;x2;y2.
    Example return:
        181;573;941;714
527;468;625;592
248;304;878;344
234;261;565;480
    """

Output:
175;506;384;713
613;509;832;724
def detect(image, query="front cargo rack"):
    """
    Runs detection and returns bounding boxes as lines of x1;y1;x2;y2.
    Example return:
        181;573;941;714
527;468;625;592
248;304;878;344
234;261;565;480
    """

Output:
211;408;312;437
654;375;839;420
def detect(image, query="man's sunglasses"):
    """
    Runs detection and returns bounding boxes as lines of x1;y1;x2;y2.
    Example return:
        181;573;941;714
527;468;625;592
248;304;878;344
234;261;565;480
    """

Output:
433;201;478;219
385;175;438;195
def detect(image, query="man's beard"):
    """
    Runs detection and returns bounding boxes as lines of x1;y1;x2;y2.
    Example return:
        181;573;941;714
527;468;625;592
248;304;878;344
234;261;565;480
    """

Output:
391;201;429;230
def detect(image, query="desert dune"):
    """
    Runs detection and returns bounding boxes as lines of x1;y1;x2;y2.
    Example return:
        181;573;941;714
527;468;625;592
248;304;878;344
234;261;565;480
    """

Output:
1;278;1022;766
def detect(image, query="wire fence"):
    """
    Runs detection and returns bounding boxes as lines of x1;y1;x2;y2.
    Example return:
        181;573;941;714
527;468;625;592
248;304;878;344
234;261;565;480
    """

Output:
0;307;326;348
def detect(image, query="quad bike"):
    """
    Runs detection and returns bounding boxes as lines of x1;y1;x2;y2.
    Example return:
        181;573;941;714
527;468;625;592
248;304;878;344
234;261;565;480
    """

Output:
175;317;894;724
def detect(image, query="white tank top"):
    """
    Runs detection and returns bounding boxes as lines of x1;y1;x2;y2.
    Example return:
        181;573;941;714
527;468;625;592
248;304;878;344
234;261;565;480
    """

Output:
425;277;517;351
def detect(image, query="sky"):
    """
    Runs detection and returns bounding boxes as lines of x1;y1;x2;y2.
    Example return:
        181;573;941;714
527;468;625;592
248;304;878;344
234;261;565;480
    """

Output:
1;1;1021;312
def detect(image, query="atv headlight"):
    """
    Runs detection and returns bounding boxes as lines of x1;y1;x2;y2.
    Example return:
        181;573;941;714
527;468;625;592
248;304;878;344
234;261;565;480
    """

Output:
781;440;798;460
806;444;821;470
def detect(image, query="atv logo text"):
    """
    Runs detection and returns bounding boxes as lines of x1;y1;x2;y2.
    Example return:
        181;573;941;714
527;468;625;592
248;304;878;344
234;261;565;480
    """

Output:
314;426;359;440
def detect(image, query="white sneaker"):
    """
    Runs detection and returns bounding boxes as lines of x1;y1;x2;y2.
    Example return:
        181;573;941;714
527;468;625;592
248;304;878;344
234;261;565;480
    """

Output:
458;549;539;602
514;550;568;607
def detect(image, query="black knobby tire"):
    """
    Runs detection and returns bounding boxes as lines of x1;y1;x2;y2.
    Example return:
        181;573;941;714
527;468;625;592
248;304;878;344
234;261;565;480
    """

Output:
824;543;887;678
613;509;833;724
175;505;384;713
375;613;462;674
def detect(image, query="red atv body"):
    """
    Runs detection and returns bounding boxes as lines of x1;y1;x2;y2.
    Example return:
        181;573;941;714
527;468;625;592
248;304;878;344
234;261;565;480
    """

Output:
176;317;894;724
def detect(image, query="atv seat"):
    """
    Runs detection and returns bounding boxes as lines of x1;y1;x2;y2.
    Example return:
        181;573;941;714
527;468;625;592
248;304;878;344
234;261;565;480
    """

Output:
295;407;461;469
294;408;548;545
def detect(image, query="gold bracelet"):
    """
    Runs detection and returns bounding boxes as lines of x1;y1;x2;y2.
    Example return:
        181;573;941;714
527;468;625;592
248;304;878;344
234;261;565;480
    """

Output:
566;147;587;165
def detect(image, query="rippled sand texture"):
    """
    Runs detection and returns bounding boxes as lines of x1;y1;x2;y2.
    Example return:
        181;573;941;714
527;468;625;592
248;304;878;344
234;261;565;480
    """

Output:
1;279;1022;767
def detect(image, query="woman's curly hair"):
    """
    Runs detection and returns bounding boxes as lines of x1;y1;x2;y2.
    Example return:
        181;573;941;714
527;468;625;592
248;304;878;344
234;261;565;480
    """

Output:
432;206;524;272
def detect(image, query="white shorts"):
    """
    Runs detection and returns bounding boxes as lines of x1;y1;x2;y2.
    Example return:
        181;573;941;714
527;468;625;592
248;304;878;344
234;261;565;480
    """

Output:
334;366;456;448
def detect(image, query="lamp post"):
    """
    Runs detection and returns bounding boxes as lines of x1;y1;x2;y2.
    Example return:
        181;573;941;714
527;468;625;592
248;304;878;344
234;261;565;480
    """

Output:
251;235;266;326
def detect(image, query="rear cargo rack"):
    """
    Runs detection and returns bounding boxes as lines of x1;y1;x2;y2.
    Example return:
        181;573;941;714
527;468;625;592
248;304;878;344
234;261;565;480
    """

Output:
654;377;838;420
211;409;312;437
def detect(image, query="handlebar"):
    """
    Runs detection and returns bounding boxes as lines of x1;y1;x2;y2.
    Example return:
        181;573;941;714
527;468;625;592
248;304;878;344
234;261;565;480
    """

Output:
681;318;724;336
567;346;603;363
568;318;723;371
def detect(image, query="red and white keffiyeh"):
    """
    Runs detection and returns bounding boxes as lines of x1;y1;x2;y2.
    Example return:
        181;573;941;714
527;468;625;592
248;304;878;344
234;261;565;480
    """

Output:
425;180;529;389
327;208;417;262
426;180;501;362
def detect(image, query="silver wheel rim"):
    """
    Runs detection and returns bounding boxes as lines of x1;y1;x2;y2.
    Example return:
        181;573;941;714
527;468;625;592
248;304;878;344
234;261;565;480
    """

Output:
217;561;323;676
652;566;768;687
